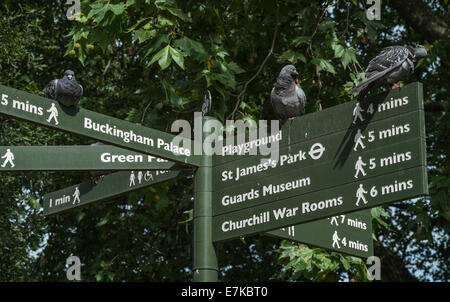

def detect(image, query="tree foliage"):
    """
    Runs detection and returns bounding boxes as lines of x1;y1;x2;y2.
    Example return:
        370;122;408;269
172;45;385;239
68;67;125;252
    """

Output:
0;0;448;281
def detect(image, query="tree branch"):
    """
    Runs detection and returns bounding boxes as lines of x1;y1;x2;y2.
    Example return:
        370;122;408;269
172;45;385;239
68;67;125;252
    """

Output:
388;0;449;41
227;2;280;121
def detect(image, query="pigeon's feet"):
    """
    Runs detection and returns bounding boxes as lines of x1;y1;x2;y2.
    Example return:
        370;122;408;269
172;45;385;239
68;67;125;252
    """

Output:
288;117;296;120
392;83;401;89
92;175;105;184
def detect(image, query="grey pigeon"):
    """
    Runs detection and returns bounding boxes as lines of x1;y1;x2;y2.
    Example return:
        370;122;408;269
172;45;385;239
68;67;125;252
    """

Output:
44;70;83;107
351;45;427;100
202;89;211;116
271;65;306;126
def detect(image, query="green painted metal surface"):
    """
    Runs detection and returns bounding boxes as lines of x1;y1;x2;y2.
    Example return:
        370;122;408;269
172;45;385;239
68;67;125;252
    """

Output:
214;136;426;216
213;82;423;165
213;165;428;242
0;85;201;166
43;170;182;215
193;117;218;282
0;145;190;171
266;210;373;258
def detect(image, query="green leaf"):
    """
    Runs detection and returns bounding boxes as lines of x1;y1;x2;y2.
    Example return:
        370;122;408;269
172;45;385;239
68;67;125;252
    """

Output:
87;3;108;24
292;36;312;46
341;47;357;68
311;58;336;74
178;209;193;224
134;28;156;43
76;212;86;223
125;17;151;33
157;16;174;27
227;61;246;74
278;49;306;64
334;44;345;58
96;216;109;227
154;0;190;22
158;45;172;70
173;37;208;61
148;45;171;69
169;46;185;69
108;3;126;15
143;34;169;57
90;29;114;52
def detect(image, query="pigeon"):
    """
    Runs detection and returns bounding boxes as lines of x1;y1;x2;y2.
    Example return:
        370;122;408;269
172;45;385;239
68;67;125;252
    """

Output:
270;65;307;126
44;70;83;107
351;45;427;101
202;89;211;116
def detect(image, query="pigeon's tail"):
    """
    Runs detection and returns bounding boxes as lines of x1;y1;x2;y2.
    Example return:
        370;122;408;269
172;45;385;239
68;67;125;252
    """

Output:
351;84;365;94
351;76;374;94
352;79;376;102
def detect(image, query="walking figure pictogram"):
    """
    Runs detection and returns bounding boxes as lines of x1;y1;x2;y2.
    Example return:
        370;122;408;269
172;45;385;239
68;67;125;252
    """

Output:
353;129;366;151
129;171;136;187
352;102;365;124
332;230;341;249
46;103;59;125
1;149;15;168
137;171;143;184
330;216;339;226
73;186;81;204
356;184;368;206
354;156;367;178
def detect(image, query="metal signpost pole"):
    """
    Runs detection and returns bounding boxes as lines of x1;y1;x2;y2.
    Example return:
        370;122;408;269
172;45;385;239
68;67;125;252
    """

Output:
193;116;218;282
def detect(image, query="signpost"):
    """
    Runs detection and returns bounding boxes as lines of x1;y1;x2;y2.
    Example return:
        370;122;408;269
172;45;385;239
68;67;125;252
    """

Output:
213;123;425;215
0;145;188;171
213;82;424;165
266;210;373;258
43;169;184;215
211;83;428;242
0;81;429;282
0;85;201;166
213;165;427;242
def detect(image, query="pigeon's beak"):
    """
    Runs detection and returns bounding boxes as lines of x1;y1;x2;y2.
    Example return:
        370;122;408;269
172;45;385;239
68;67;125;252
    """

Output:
414;48;428;59
68;75;73;80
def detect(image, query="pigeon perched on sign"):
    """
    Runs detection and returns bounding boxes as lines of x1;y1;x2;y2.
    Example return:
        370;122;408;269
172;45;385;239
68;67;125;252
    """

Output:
351;45;427;101
44;70;83;107
270;65;306;126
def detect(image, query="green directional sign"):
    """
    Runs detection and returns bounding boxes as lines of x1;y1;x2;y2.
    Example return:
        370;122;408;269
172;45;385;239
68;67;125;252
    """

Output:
0;85;201;166
213;165;428;242
266;210;373;258
213;110;426;216
211;83;428;242
0;145;190;171
43;169;183;215
213;82;423;165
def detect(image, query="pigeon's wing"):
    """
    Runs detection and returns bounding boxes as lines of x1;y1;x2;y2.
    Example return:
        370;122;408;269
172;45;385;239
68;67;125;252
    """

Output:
56;79;83;106
271;88;288;123
69;79;83;100
44;79;57;99
77;83;83;99
295;85;306;114
351;46;409;93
